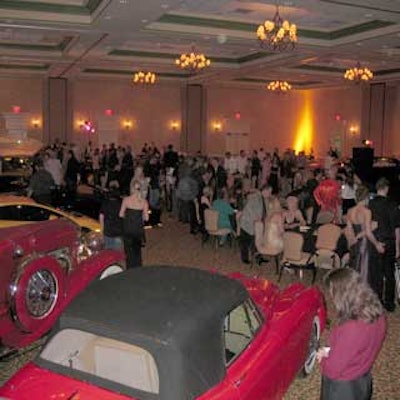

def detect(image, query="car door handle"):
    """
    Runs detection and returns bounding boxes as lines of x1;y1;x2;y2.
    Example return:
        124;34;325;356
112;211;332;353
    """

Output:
234;373;247;387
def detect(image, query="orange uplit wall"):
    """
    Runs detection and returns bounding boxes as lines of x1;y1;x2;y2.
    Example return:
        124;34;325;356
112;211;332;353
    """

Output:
206;86;364;157
293;91;313;154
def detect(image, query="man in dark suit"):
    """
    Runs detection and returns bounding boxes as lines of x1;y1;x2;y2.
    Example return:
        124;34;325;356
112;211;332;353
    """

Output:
369;177;400;312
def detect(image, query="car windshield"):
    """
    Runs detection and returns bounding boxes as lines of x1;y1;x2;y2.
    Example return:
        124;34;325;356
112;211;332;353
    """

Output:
39;329;159;395
224;298;263;364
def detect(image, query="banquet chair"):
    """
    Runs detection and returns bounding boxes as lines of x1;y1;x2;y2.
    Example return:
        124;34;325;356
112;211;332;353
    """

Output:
314;223;342;270
203;209;233;250
315;210;334;225
278;231;316;283
251;221;282;273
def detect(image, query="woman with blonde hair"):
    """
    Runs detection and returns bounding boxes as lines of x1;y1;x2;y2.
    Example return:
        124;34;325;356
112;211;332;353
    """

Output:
119;179;149;268
283;195;306;230
318;268;386;400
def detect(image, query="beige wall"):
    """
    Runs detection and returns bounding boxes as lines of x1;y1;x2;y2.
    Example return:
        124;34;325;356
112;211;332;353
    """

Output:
71;79;182;153
0;77;43;140
0;76;398;158
206;85;364;158
383;84;400;158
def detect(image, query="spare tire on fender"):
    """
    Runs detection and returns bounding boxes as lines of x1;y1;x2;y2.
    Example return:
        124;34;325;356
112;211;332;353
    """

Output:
10;255;66;334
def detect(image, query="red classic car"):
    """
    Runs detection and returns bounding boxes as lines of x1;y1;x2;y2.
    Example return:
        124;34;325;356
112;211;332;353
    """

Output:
0;219;125;354
0;266;326;400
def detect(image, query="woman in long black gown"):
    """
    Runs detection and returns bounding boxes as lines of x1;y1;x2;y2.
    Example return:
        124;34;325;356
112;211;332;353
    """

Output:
119;179;149;268
345;185;384;282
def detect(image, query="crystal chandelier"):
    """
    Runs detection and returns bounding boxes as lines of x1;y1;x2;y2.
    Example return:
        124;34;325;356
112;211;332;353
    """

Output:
256;5;297;51
267;80;292;93
344;63;373;83
133;71;156;85
175;47;211;72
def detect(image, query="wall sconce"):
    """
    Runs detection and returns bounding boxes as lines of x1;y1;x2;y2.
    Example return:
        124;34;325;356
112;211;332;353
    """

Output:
349;125;358;135
212;121;222;132
170;120;180;131
123;120;133;130
77;119;86;129
31;118;41;129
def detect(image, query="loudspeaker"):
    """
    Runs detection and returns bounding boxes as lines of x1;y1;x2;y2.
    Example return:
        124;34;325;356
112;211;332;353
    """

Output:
352;147;374;181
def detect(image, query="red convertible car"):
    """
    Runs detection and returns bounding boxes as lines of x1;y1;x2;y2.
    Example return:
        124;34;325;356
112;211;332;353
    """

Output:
0;219;125;354
0;266;326;400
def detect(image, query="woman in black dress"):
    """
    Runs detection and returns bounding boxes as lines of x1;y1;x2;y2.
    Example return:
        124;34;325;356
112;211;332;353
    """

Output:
119;179;149;268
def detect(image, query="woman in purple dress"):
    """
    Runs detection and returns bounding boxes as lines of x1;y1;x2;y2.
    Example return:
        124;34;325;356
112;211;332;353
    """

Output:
318;268;386;400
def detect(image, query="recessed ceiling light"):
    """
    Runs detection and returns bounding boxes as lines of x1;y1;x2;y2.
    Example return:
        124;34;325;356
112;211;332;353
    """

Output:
142;19;148;23
161;3;170;9
364;13;373;17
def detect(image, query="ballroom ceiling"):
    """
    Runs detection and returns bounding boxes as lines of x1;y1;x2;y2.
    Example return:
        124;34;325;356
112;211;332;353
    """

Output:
0;0;399;89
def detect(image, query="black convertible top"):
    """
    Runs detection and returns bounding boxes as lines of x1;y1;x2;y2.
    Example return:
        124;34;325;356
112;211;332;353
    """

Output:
52;266;249;400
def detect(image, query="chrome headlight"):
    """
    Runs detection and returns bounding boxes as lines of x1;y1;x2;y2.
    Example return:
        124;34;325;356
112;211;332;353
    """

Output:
83;231;104;253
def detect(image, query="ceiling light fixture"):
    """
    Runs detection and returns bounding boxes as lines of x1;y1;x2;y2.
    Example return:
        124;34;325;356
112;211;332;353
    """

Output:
175;47;211;72
344;62;373;83
256;5;297;51
267;80;292;93
133;71;156;85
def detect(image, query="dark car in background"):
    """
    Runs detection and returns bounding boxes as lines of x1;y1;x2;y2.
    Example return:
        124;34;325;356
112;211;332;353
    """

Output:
0;136;41;194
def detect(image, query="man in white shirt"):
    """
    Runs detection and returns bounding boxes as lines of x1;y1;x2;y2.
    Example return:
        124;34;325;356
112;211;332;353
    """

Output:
224;152;238;175
237;150;248;176
44;150;63;186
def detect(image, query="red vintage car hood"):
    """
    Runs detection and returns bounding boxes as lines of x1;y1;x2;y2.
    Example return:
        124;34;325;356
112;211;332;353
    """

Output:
0;363;131;400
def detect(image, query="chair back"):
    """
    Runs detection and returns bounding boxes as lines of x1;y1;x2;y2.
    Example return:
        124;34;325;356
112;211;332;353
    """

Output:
254;220;264;251
204;209;219;232
316;210;334;225
315;223;341;250
283;231;304;261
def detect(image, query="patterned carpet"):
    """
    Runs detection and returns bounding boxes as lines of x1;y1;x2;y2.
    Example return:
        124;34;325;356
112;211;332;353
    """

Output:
1;214;399;399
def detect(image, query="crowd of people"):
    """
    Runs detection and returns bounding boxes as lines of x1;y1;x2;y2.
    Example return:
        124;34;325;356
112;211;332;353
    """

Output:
26;139;400;399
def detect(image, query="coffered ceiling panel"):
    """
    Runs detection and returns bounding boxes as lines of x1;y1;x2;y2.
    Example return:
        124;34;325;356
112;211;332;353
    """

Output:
0;0;398;88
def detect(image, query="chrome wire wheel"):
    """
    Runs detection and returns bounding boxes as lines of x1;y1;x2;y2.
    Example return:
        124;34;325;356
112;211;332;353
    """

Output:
25;269;58;318
303;316;320;376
